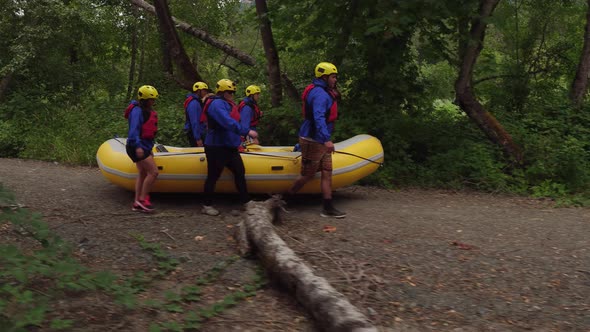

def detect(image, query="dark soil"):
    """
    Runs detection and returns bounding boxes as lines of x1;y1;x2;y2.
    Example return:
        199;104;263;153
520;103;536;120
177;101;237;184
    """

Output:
1;158;589;331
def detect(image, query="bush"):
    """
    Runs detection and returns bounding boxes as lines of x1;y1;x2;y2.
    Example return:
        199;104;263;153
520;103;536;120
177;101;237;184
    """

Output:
0;120;26;157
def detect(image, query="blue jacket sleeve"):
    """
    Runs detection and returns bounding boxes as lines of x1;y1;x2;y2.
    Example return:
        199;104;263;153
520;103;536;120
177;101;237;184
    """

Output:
127;107;143;147
186;99;203;140
240;105;253;132
209;100;250;136
310;89;332;143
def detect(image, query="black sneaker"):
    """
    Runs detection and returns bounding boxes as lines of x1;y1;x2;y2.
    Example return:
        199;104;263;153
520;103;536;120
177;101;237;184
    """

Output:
320;207;346;219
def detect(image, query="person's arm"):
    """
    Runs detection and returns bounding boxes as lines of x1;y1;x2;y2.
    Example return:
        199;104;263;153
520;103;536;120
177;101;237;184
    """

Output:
310;91;332;144
127;107;142;147
240;106;259;143
240;105;253;131
209;101;251;136
187;100;203;146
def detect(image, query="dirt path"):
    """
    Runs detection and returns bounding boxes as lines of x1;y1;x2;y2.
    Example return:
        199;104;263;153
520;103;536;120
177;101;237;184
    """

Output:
1;158;589;331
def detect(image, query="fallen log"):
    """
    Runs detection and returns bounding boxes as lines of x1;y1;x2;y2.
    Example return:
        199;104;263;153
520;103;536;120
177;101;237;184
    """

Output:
236;198;378;332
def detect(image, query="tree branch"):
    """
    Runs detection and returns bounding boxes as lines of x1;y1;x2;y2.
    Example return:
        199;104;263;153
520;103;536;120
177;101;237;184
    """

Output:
130;0;256;66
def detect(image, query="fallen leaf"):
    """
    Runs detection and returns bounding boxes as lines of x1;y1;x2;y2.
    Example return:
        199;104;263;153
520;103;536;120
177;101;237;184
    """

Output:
371;274;384;284
323;225;337;233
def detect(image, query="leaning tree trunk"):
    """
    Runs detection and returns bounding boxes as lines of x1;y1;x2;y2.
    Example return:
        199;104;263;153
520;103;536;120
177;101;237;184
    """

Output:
454;0;523;165
570;0;590;107
130;0;256;67
255;0;283;107
153;0;201;90
236;199;377;332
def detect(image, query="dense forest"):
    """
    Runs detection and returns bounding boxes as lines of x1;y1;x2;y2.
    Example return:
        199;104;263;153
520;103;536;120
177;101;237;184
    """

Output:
2;0;590;203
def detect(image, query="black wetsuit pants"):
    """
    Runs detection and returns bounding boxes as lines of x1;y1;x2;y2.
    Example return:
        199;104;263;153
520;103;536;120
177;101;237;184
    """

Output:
203;146;249;205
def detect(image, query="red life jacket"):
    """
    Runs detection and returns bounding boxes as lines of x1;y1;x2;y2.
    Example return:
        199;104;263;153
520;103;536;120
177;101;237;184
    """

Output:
238;100;262;127
124;103;158;140
183;95;197;110
200;96;240;128
301;84;338;123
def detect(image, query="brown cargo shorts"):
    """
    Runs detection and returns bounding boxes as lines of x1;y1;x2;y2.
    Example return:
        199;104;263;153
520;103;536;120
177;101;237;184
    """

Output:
299;137;332;176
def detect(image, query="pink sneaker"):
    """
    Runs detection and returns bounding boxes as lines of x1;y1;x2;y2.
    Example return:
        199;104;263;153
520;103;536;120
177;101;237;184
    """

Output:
133;200;154;213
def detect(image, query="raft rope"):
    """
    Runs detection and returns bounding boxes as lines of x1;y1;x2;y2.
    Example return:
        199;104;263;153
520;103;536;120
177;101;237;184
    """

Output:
112;136;383;165
113;136;298;161
334;151;384;166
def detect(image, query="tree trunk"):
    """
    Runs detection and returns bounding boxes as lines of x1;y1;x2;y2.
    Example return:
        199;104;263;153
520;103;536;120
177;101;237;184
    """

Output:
281;72;300;103
69;47;80;97
126;7;139;101
570;0;590;106
0;73;13;102
255;0;282;107
454;0;523;165
130;0;255;67
331;0;360;68
153;0;201;89
236;198;377;332
138;21;146;84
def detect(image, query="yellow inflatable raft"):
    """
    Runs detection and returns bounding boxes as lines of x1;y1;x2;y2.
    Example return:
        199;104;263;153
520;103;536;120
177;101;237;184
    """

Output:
96;134;384;194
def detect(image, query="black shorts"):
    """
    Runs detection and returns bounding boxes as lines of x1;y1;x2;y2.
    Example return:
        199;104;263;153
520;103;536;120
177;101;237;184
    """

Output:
126;144;151;163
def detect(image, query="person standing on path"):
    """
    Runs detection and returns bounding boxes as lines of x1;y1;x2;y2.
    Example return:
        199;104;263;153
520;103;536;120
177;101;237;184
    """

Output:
183;81;211;147
124;85;159;213
286;62;346;218
200;79;258;216
238;85;263;145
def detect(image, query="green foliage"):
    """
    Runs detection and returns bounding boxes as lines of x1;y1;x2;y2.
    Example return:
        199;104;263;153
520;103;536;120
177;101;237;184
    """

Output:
3;0;590;203
136;235;180;277
342;97;516;192
0;186;88;330
0;184;267;330
256;102;301;146
150;261;268;332
0;120;25;157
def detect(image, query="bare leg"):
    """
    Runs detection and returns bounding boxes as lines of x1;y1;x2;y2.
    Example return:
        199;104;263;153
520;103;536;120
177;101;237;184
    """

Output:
137;155;159;200
288;174;315;194
320;170;332;199
134;166;147;201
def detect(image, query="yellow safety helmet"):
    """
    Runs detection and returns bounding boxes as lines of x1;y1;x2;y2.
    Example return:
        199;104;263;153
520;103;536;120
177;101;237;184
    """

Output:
245;85;261;97
215;79;237;93
138;85;159;100
192;81;209;92
315;62;338;78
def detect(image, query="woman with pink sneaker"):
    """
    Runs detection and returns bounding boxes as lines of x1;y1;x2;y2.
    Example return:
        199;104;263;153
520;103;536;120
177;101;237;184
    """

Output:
124;85;160;212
